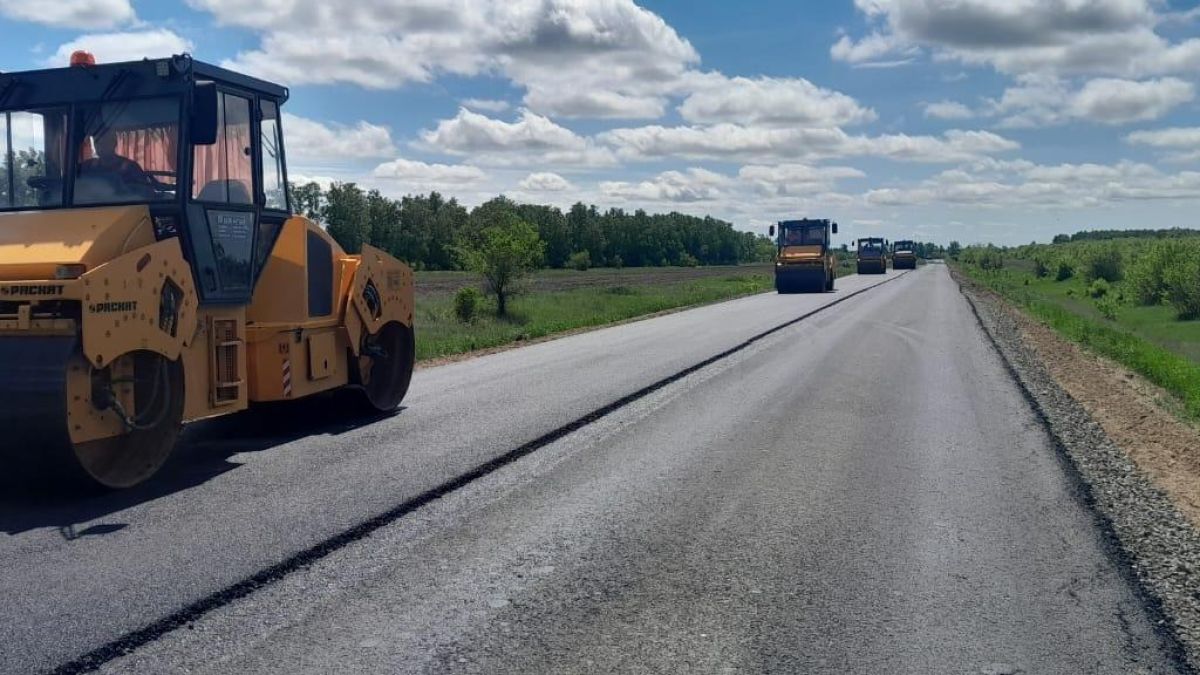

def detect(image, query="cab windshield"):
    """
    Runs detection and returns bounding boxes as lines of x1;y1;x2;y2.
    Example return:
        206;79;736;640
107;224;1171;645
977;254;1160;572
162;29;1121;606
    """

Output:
859;240;883;252
0;97;179;211
781;224;826;246
75;97;179;205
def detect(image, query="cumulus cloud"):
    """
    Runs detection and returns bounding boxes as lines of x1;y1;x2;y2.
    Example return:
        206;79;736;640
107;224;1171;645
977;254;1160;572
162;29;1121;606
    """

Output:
0;0;134;29
189;0;698;119
864;158;1200;208
678;75;876;127
738;163;865;196
989;75;1194;127
834;0;1200;78
923;100;974;120
518;172;572;192
599;123;1017;164
45;29;192;67
283;115;398;162
1126;127;1200;162
372;157;486;185
461;98;511;113
417;108;617;167
600;168;731;203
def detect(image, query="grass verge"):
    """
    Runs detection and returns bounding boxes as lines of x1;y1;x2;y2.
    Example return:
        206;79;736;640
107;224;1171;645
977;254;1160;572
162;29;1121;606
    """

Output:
954;263;1200;422
415;267;773;361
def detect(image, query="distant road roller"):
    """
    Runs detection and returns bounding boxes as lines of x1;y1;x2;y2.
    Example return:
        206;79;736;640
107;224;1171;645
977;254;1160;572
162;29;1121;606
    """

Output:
855;237;888;274
0;54;415;488
769;219;839;293
892;240;918;269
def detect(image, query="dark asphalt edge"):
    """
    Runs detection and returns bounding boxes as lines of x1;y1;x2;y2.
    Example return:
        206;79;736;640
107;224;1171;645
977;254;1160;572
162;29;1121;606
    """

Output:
952;268;1199;674
49;272;912;675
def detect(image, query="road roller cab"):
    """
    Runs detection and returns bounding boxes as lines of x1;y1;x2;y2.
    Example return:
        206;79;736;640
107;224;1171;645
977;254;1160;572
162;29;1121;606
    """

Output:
770;219;838;293
855;238;887;274
0;54;415;489
892;240;917;269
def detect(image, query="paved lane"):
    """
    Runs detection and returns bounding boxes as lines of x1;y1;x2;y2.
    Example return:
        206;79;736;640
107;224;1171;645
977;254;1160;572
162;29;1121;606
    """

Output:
1;272;900;673
96;266;1182;674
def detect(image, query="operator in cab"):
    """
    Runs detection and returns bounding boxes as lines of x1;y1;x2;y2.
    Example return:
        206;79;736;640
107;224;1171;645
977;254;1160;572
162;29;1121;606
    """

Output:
75;129;154;202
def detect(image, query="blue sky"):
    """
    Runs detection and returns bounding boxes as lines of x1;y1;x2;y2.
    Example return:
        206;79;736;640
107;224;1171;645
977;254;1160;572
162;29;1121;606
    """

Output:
3;0;1200;245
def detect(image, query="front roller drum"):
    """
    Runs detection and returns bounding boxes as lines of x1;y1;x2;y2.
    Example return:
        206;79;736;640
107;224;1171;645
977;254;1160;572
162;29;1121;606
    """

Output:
353;322;415;412
2;339;184;490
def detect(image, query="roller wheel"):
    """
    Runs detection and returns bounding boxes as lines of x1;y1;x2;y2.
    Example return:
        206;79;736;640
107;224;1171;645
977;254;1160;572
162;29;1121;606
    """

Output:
68;351;184;490
355;322;415;412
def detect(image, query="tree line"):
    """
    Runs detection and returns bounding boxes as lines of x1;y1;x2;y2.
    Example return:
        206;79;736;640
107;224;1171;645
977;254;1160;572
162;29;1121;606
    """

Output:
289;182;776;270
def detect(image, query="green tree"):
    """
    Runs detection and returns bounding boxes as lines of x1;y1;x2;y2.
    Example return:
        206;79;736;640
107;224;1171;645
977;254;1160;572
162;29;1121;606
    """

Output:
947;241;962;258
455;213;545;316
323;182;370;254
288;181;323;220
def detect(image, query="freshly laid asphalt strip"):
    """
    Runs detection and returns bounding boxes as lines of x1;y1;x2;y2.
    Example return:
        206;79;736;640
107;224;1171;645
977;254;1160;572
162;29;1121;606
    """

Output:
97;266;1182;674
0;272;901;674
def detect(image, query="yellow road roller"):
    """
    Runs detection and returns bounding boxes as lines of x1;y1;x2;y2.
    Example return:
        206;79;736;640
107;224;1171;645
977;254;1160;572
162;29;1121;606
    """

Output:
769;218;839;293
0;53;415;488
892;240;918;269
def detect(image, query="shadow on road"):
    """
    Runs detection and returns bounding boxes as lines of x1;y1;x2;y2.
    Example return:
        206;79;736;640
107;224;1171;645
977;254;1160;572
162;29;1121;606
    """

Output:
0;391;403;536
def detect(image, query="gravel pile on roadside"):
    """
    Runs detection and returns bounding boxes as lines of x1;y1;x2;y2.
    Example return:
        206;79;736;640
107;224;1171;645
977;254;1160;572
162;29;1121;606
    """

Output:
954;270;1200;672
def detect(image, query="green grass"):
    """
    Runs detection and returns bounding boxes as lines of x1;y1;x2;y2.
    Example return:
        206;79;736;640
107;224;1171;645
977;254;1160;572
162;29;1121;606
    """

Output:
415;267;773;361
955;264;1200;421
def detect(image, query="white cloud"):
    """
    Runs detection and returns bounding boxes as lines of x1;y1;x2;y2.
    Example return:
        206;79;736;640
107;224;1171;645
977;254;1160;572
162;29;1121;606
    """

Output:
283;114;398;162
864;158;1200;208
923;100;974;120
518;172;572;192
678;75;876;127
190;0;699;119
0;0;134;29
461;98;511;113
1126;127;1200;162
600;168;731;203
835;0;1200;78
372;157;486;185
989;75;1194;127
1070;77;1194;125
600;123;1017;163
417;107;617;167
45;29;193;67
737;163;865;196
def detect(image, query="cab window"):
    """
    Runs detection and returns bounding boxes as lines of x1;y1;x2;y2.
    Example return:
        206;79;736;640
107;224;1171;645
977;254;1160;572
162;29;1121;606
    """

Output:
0;108;68;209
75;98;179;205
193;91;253;205
260;100;287;211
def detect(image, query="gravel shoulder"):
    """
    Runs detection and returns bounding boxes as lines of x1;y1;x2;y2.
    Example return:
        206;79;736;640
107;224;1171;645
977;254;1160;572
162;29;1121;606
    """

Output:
953;267;1200;671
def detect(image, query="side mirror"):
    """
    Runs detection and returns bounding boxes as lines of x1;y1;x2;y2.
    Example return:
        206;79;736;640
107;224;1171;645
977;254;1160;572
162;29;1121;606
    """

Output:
768;225;775;237
191;82;219;146
831;222;838;234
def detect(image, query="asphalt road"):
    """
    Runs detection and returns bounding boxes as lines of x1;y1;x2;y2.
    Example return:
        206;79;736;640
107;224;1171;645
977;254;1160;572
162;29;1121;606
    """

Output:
0;266;1183;674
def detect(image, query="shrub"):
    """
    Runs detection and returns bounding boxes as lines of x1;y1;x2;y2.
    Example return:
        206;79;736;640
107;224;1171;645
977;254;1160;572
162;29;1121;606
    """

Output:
567;250;591;271
1087;278;1110;298
1081;244;1123;283
1095;294;1120;320
679;253;700;267
1126;241;1171;306
1032;256;1051;278
977;248;1004;270
453;286;482;323
1055;260;1075;281
610;254;623;269
1162;247;1200;320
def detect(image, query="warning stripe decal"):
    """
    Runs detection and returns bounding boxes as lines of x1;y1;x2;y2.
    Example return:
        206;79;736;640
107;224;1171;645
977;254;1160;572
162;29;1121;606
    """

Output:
282;358;292;397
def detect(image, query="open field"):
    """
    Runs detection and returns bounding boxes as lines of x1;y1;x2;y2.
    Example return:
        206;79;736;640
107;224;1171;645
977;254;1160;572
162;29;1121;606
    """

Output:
954;250;1200;422
414;264;776;361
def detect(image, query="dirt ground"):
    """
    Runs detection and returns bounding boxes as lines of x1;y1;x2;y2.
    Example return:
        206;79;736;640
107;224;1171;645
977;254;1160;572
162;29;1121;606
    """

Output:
990;292;1200;527
417;264;772;296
